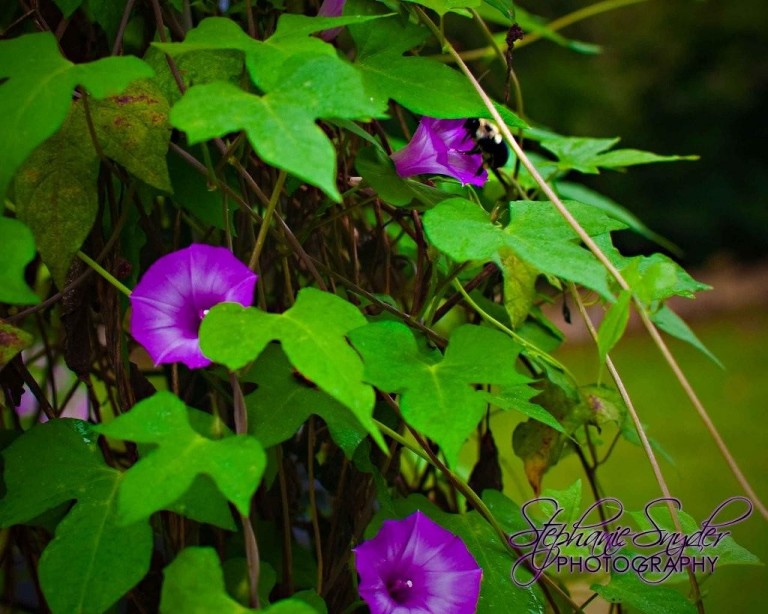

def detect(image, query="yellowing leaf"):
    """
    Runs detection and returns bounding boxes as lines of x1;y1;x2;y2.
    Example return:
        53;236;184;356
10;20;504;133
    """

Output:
0;321;34;367
14;104;98;288
500;248;538;328
88;80;173;191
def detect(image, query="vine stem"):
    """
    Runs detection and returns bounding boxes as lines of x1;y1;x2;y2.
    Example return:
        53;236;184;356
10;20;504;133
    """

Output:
568;285;704;612
249;169;287;271
111;0;136;55
436;0;649;62
307;418;324;594
5;191;133;322
167;144;328;289
5;200;131;298
451;278;575;380
468;8;507;67
77;251;132;297
416;6;768;522
531;0;648;45
275;445;295;593
230;373;260;609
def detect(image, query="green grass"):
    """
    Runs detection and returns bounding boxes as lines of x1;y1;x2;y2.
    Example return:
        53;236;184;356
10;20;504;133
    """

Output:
479;308;768;611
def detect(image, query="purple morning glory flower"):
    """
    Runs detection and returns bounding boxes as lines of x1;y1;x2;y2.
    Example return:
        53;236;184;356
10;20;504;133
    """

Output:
130;244;257;370
318;0;346;41
391;117;488;187
354;510;483;614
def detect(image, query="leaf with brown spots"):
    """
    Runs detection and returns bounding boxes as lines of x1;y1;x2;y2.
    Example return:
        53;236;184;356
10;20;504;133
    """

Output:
0;322;34;369
0;32;153;201
581;384;625;426
89;80;172;191
512;380;592;494
14;104;99;289
512;418;565;496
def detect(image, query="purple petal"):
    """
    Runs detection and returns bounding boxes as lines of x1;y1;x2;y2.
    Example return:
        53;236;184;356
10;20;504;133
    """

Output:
430;118;474;150
442;149;488;186
354;511;482;614
391;120;449;177
318;0;345;17
130;244;257;370
318;0;346;41
391;117;488;187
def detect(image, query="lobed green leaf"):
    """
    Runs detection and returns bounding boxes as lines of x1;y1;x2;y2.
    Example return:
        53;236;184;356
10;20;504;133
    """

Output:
349;320;525;466
243;345;368;458
556;181;679;253
201;289;381;449
401;0;482;17
424;198;621;301
651;306;723;368
170;52;384;200
347;0;525;127
487;384;566;433
592;573;696;614
0;420;152;614
541;135;697;174
95;391;266;522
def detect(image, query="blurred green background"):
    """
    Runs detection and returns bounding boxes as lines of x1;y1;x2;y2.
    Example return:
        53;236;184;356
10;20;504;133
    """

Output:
462;0;768;265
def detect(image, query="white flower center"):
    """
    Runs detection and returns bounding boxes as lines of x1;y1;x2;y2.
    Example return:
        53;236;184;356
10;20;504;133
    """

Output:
387;577;415;604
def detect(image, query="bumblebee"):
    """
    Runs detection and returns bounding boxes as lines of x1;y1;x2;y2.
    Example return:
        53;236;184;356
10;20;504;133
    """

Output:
463;118;510;172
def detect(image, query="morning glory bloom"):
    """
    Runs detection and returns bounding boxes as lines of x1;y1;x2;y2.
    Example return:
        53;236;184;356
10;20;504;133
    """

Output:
130;244;257;369
318;0;346;41
354;510;482;614
391;117;488;187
